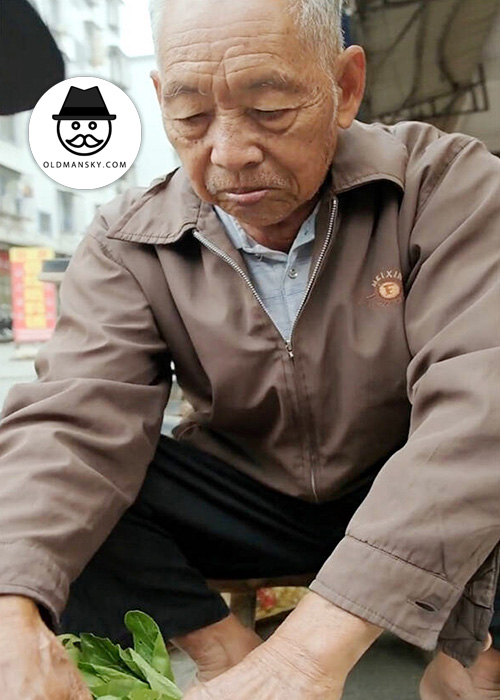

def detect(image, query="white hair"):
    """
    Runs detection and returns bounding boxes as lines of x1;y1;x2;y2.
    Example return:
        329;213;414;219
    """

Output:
149;0;345;74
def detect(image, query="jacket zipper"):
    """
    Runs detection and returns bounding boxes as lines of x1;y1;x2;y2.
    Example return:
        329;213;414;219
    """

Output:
192;231;278;332
193;197;338;357
284;197;338;500
193;196;338;501
285;196;338;358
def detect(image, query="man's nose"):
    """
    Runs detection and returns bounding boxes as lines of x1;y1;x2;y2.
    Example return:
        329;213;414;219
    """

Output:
210;118;264;171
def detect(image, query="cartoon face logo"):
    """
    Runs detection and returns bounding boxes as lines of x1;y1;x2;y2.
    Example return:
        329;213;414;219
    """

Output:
52;86;116;157
57;119;112;156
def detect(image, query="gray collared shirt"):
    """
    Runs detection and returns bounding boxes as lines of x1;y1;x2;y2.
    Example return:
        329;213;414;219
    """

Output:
214;203;319;341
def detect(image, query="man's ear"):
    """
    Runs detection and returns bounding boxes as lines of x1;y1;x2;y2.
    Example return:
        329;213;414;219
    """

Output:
150;70;162;106
334;45;366;129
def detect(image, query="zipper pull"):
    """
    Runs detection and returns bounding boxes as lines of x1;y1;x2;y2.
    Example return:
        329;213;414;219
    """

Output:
285;342;294;359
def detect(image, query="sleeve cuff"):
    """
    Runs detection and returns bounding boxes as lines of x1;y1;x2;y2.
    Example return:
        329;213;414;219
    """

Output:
310;535;462;653
0;539;69;627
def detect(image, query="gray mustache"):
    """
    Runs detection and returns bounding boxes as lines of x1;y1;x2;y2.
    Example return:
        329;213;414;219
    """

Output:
66;133;103;148
206;174;289;194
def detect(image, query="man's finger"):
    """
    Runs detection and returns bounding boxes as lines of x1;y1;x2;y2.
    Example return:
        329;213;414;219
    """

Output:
67;671;93;700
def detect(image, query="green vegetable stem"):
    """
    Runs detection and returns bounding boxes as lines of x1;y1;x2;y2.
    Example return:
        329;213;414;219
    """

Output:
58;610;183;700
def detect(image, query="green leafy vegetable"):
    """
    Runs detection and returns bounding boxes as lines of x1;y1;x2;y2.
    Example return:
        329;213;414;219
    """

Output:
80;634;128;672
125;611;175;681
126;649;182;698
58;611;183;700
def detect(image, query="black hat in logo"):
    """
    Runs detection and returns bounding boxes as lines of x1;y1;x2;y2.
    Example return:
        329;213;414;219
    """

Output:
53;85;116;156
52;86;116;120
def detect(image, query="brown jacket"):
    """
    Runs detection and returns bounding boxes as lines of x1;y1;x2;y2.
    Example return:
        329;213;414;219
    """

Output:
0;121;498;666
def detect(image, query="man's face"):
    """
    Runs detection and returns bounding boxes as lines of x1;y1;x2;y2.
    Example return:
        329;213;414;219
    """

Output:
152;0;342;227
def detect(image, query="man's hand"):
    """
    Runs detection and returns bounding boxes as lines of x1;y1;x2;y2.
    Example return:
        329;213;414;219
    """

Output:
0;595;91;700
184;591;383;700
420;642;500;700
184;641;345;700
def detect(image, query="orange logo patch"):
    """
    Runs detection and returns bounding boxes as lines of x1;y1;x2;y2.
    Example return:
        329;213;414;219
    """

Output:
362;269;404;307
377;279;402;300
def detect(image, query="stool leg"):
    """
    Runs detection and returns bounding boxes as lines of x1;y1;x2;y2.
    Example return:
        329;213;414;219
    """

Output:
229;592;257;629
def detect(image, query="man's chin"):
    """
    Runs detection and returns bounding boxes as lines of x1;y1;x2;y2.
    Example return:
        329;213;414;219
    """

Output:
214;195;295;227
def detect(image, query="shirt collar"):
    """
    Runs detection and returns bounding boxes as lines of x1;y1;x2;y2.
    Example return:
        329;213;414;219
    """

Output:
214;201;319;258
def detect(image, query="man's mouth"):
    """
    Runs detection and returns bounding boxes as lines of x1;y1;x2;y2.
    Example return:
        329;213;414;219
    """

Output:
66;134;103;148
221;188;271;205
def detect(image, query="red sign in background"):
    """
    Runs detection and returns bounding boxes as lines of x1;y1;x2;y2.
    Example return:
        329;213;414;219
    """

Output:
9;247;57;343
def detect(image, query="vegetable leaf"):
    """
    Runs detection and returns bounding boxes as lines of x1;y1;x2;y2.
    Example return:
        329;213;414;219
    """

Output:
119;646;149;680
125;611;174;681
127;649;182;699
90;678;149;697
80;633;130;673
129;691;173;700
58;610;182;700
78;662;148;688
58;633;82;665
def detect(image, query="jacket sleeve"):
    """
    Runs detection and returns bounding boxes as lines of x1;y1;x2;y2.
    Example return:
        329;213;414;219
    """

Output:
0;210;171;624
310;136;500;666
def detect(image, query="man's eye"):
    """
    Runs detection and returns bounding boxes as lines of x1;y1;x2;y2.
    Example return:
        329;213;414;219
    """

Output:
178;114;207;124
252;109;289;121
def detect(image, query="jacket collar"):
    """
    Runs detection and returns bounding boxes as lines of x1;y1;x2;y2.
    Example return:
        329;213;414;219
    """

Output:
330;120;407;194
106;120;407;246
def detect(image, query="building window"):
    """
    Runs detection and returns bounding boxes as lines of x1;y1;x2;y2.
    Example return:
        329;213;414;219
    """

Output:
0;166;26;217
109;46;128;88
48;0;60;28
38;211;52;236
0;116;17;144
85;21;104;67
107;0;120;31
58;190;75;234
75;40;87;68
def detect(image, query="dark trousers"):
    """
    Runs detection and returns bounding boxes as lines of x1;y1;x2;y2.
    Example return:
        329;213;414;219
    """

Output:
61;435;373;640
61;435;500;649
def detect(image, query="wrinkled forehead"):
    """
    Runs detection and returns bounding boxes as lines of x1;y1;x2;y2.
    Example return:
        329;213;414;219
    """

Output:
156;1;322;101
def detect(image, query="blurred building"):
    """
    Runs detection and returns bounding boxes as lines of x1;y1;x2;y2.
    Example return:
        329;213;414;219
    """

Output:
0;0;133;309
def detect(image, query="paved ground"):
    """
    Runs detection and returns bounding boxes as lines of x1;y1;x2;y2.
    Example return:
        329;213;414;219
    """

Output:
0;340;429;698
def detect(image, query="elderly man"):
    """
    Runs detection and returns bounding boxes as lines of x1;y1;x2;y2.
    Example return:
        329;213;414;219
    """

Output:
0;0;499;698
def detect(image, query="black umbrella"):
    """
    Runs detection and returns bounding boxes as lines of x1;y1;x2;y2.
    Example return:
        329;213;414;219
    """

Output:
0;0;65;115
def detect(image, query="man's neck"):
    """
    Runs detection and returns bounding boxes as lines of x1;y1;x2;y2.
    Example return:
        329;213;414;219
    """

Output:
237;194;321;253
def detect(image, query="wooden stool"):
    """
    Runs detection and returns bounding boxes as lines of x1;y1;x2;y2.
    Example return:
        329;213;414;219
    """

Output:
207;573;315;629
